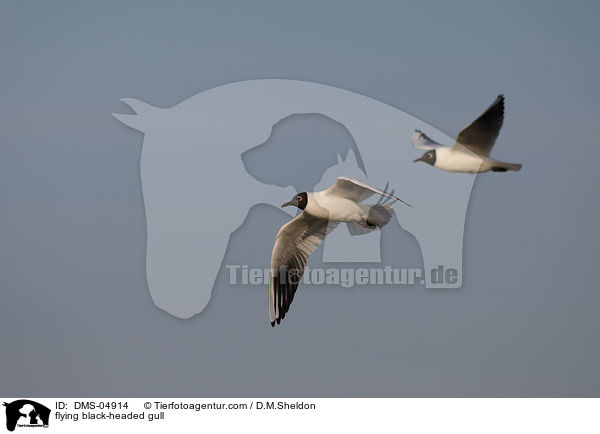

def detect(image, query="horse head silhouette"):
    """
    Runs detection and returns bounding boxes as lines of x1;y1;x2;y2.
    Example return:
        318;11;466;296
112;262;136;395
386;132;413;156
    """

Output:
113;79;475;319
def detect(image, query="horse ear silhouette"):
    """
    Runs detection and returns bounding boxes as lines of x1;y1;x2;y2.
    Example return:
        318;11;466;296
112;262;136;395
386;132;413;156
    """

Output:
112;98;159;132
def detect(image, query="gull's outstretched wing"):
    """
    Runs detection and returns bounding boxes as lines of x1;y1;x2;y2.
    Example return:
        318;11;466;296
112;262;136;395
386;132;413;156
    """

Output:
454;95;505;156
325;177;411;207
411;129;445;150
268;213;339;326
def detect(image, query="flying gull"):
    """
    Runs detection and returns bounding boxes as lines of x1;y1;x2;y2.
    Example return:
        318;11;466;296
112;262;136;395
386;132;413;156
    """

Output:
268;176;411;326
412;95;522;173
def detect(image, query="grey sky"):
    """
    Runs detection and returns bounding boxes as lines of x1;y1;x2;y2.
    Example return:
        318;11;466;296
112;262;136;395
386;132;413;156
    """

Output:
1;1;599;396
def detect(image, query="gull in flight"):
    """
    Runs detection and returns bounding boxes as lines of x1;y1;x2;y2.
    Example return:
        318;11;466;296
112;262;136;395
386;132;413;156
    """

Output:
412;95;522;173
268;176;411;326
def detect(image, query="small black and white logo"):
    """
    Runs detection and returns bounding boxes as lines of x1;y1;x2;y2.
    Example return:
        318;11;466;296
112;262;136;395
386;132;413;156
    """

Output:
3;400;50;432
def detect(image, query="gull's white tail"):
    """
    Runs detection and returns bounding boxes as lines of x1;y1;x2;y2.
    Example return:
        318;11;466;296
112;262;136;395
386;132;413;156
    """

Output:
346;204;394;235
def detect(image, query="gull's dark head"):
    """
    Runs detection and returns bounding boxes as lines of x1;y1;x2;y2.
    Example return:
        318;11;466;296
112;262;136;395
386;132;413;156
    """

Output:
282;192;308;210
414;149;436;166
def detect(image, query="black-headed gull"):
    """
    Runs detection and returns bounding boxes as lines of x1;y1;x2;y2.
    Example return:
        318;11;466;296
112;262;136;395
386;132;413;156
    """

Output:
413;95;521;173
268;177;410;326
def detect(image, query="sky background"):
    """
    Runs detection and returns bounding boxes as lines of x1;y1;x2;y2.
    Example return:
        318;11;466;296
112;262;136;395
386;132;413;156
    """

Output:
1;0;599;396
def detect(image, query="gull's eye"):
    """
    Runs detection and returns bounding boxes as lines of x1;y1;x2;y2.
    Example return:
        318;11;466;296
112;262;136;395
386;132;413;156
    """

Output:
297;196;303;201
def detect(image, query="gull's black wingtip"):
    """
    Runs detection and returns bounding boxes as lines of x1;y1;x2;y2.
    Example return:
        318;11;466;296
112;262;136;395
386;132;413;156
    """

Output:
271;321;275;327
